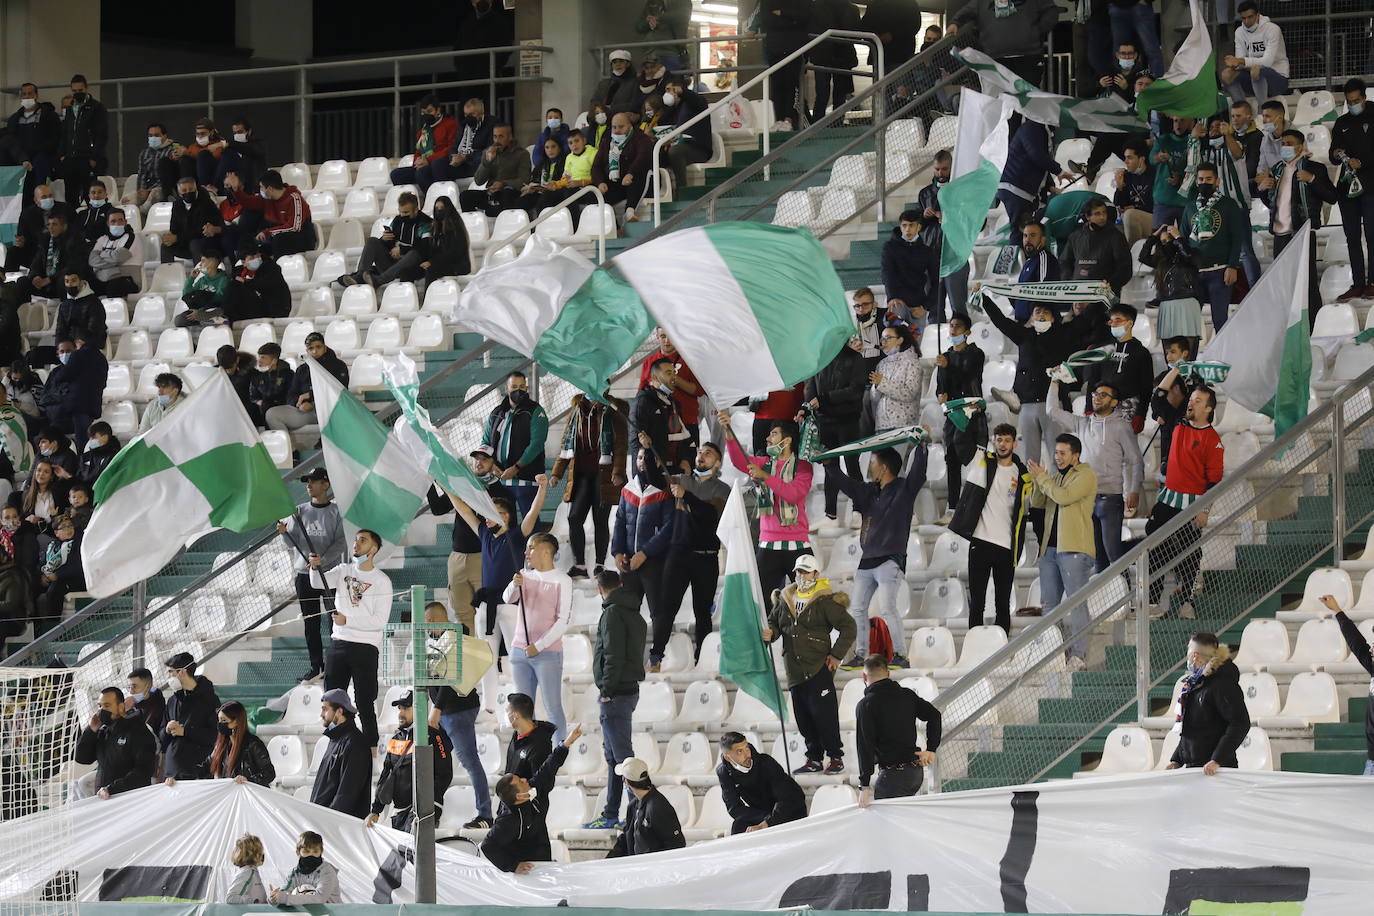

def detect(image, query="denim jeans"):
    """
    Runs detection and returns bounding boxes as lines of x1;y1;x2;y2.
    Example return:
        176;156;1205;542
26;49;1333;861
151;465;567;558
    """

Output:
1108;2;1165;78
1364;758;1374;776
1153;203;1184;230
1093;494;1126;573
1197;267;1234;330
1018;402;1057;467
1239;237;1261;285
439;707;491;820
1226;66;1290;104
1039;546;1096;660
850;560;908;658
599;692;639;818
511;649;566;742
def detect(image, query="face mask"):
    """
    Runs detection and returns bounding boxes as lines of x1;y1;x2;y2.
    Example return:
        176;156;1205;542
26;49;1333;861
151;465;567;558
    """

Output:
728;759;752;773
1118;58;1134;70
765;443;784;458
297;856;322;874
38;198;54;211
1;520;17;532
167;677;181;692
129;692;147;703
56;354;70;367
259;190;271;200
1110;325;1127;339
509;388;528;405
663;92;678;107
353;550;371;560
65;285;82;298
1243;21;1257;32
595;112;608;125
147;135;161;148
1261;121;1277;134
611;131;629;146
1279;146;1297;162
949;334;966;346
1032;320;1053;333
20;98;35;110
72;92;87;103
109;224;126;237
195;136;210;147
546;118;562;131
692;467;714;479
246;257;262;271
933;175;948;185
1196;181;1216;195
217;722;232;736
1351;103;1365;116
156;394;171;406
1208;137;1224;148
881;340;899;354
654;379;673;394
421;113;437;126
98;709;113;726
524;786;539;801
233;132;247;142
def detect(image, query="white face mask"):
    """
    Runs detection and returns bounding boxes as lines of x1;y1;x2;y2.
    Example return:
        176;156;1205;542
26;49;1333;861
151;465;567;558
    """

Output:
595;112;607;125
20;98;36;110
195;136;210;147
1110;325;1128;339
147;136;162;148
663;91;678;107
546;117;561;130
1032;319;1052;333
233;132;247;142
728;758;752;773
167;676;181;692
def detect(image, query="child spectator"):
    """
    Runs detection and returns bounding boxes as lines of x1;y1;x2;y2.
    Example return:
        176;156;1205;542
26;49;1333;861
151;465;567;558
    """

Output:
225;834;268;904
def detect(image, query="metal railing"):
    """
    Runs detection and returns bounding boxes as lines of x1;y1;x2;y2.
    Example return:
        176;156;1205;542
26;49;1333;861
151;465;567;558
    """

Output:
4;45;552;176
649;28;885;226
1244;0;1373;90
929;367;1374;791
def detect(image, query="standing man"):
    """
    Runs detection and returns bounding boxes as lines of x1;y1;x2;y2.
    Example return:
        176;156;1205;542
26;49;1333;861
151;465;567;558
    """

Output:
481;371;549;518
762;555;856;775
1177;161;1245;331
428;447;513;635
58;75;107;207
984;295;1071;467
605;757;686;857
918;150;964;322
1330;79;1374;301
585;569;647;831
1258;130;1337;324
74;686;157;799
1150;117;1196;229
881;210;934;329
855;655;941;804
611;447;674;657
1114;140;1157;246
830;446;928;667
550;393;628;579
367;691;454;831
633;358;692;474
805;336;869;523
311;689;372;819
662;443;730;659
1059;198;1133;297
1145;387;1224;619
1164;633;1248;772
715;732;807;834
310;529;393;748
935;313;985;512
1028;434;1098;671
279;468;345;683
1080;304;1155;433
1047;380;1143;573
951;424;1032;633
159;651;221;780
424;603;492;830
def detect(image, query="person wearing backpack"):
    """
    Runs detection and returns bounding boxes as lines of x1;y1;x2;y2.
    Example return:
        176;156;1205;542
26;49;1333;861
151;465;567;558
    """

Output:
826;444;929;668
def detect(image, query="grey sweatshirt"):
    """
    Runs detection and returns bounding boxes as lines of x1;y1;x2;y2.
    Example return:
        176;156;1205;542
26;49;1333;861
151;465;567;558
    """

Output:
282;500;345;574
225;866;268;904
277;861;341;905
1048;390;1143;499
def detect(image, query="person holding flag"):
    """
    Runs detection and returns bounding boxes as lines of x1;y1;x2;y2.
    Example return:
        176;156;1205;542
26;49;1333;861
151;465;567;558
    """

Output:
278;468;345;684
501;531;573;743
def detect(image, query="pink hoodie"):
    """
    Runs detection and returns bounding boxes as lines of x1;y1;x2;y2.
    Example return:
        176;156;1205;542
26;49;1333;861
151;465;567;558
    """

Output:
725;437;812;544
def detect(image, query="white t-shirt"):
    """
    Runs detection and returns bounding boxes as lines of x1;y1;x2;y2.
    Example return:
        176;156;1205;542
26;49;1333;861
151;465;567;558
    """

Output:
312;560;393;647
972;462;1019;551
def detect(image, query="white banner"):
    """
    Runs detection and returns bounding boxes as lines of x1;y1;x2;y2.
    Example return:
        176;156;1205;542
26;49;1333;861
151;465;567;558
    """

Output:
4;772;1370;912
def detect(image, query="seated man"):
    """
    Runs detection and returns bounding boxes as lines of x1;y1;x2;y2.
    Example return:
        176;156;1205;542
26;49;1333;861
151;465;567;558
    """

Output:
338;191;431;288
123;122;180;214
3;184;71;272
715;731;806;834
214;117;267;191
480;725;582;873
160;175;221;264
74;179;117;244
1221;1;1289;104
87;207;141;297
248;343;294;427
137;372;185;434
220;246;291;324
442;98;496;181
223;169;314;257
388;95;459;192
265;333;349;438
880;209;933;329
457;125;529;217
17;210;87;306
174;252;231;327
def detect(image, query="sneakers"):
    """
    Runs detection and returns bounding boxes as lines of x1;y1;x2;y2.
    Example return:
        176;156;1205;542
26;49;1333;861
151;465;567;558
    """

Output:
889;654;910;669
792;760;823;774
823;758;845;775
991;387;1021;414
840;655;865;670
297;668;323;684
1066;655;1087;672
1337;285;1365;302
568;565;589;579
593;565;606;577
463;815;493;830
581;814;622;830
647;662;662;674
362;270;380;288
770;119;795;132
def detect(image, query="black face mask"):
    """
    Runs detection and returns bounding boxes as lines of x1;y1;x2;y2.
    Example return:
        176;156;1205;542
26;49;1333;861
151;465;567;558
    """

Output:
421;113;438;127
181;191;196;202
509;388;528;405
1196;182;1216;195
297;855;322;874
98;709;113;726
65;286;80;298
465;115;480;126
72;91;87;103
474;0;492;13
217;722;232;736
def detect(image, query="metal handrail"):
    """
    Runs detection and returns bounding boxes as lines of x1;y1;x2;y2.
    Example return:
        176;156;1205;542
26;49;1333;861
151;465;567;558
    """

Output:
0;339;503;669
929;362;1374;789
649;28;885;226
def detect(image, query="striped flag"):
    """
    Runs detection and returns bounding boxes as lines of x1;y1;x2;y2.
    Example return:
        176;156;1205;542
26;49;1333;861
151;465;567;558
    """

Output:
613;223;854;405
453;235;653;398
716;482;786;722
82;373;294;597
309;356;429;545
1134;0;1228;118
939;88;1015;278
0;166;23;245
958;49;1138;133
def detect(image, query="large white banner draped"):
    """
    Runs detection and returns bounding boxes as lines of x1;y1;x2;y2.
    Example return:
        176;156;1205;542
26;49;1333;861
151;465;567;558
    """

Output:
3;771;1369;912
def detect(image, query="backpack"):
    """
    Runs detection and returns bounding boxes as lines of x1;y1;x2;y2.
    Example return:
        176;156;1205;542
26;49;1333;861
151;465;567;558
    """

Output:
868;617;894;662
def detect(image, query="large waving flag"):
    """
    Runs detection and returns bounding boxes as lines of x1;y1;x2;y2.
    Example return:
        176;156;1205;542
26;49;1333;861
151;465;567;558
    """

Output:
1134;0;1227;118
1201;224;1313;437
83;373;294;597
939;88;1015;279
716;482;786;723
613;223;854;405
453;236;653;397
0;166;23;245
380;352;502;524
309;357;429;545
958;49;1138;133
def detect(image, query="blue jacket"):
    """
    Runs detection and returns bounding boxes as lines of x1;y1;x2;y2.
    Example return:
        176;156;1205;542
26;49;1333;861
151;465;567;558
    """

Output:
532;124;571;167
1013;247;1062;322
612;457;675;559
998;120;1058;198
880;226;935;314
51;342;108;419
830;447;928;562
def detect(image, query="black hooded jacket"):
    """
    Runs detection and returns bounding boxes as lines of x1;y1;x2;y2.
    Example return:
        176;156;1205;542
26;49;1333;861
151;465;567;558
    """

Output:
159;674;221;779
311;718;372;818
1170;648;1249;768
715;746;807;827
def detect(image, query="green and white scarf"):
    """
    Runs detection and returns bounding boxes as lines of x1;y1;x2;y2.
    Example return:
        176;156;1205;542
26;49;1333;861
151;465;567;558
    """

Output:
752;453;799;528
1182;136;1248;207
1269;155;1314;229
1337;158;1365;199
1189;186;1224;242
976;279;1117;307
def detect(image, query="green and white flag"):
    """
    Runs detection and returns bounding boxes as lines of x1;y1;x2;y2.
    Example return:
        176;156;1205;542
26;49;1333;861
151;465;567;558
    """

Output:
939;88;1015;279
716;482;786;723
1201;224;1313;437
82;372;294;598
454;235;653;398
614;223;854;404
958;48;1138;133
811;425;932;461
0;404;33;480
0;166;23;245
310;356;429;546
380;352;502;525
1134;0;1227;118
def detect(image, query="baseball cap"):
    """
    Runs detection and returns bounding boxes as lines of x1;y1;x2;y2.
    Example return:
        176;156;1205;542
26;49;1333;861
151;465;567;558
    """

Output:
470;445;494;459
609;49;632;62
299;467;329;484
321;688;357;715
304;331;325;346
391;690;414;708
793;554;821;574
614;757;651;784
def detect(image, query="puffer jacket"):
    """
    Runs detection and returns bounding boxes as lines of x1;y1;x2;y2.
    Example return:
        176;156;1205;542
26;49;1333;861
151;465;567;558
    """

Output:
1170;646;1249;768
611;451;674;559
766;579;857;687
1060;222;1133;295
805;345;868;423
873;347;923;430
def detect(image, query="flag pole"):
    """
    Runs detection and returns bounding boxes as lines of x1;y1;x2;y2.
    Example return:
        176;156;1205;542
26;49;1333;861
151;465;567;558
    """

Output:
763;626;792;773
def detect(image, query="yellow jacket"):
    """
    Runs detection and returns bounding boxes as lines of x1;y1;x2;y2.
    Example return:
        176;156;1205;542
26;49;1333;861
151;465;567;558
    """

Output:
1030;462;1097;558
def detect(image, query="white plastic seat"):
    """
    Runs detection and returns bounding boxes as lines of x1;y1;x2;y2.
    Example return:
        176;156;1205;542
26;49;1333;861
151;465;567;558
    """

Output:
280;320;314;357
340;188;379;221
337;285;378;317
630;731;662;774
323;318;360;353
906;626;957;673
658;733;715;783
1255;671;1341;728
276;254;309;288
534;208;575;242
353;157;391;189
102;399;136;438
423;181;460;214
809;784;857;815
151;262;187;294
153;327;193;361
772;191;815;228
686;786;732;840
694;632;721;677
325;219;364;255
671;680;729;729
837;677;866;728
546;786;589;836
898;676;938;703
266;735;306;780
926;531;969;576
102;297;129;333
490;208;531;246
379;281;420;316
1236;726;1274;770
460;211;490;245
314;159;351;193
144;202;173;234
1312;303;1358;338
884;118;925;152
1238;671;1281;721
484;244;517;268
237;321;275;355
114;329;150;365
192;324;233;360
260;430;292;468
361;316;403;351
134;361;172;399
304;191;338;223
476;732;502;775
574;204;616;240
1296;568;1354;615
1270;617;1351;674
829;154;874;189
348;353;384;388
723;688;782;728
919;577;966;619
405;314;445;350
826;533;862;579
631;680;677;727
935;625;1007;678
437;786;478;837
1292;90;1337;127
1329;342;1374;384
130;295;168;329
1320;265;1355;303
422;278;460;314
258;684;323;737
1080;725;1154;775
560;731;602;781
1233;618;1292;670
182;362;217;390
278;162;312;190
102;363;132;401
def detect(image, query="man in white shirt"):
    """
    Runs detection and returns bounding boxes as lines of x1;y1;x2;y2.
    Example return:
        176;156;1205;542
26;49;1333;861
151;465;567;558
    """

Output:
309;528;393;746
950;424;1031;634
1221;1;1289;105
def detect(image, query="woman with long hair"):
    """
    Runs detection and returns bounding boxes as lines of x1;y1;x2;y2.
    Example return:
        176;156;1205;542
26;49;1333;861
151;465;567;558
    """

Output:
419;195;471;282
18;460;69;529
205;701;275;786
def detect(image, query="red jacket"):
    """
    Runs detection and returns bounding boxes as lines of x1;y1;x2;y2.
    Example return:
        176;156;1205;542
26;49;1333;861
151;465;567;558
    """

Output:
232;184;311;236
592;131;652;187
413;116;458;167
754;384;805;421
1163;422;1224;496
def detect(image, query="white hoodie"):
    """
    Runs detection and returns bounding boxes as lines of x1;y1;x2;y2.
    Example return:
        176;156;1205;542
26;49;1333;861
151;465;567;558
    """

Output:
1234;15;1289;77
